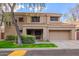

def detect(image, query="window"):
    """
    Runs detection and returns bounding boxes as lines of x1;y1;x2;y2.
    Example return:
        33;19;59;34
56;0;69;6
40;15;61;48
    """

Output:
19;17;24;22
50;17;58;21
35;30;42;35
77;29;79;31
6;22;11;26
8;22;11;26
31;16;40;22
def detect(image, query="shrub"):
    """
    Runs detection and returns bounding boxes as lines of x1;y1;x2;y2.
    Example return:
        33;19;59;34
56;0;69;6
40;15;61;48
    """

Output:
21;35;36;44
6;35;17;42
6;35;36;44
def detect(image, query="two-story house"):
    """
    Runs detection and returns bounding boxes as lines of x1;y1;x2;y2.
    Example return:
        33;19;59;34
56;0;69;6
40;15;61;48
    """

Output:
0;12;76;41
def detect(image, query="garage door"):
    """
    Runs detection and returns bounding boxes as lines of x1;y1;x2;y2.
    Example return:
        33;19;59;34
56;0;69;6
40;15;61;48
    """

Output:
49;30;70;41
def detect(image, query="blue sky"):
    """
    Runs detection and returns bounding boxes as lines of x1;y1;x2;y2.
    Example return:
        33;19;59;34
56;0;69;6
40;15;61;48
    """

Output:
17;3;77;22
44;3;76;14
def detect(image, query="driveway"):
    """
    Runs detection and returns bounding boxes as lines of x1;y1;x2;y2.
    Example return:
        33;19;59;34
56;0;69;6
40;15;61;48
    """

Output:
52;40;79;49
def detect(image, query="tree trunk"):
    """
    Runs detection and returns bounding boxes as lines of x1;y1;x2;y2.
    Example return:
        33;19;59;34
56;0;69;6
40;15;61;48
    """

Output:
0;10;4;26
11;12;22;46
8;3;22;46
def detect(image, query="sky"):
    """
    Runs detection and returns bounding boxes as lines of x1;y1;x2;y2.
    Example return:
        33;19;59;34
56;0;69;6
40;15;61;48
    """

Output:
17;3;77;22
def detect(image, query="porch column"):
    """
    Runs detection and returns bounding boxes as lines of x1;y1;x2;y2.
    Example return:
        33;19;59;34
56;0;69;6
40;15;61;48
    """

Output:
23;27;26;35
43;28;49;40
71;29;76;40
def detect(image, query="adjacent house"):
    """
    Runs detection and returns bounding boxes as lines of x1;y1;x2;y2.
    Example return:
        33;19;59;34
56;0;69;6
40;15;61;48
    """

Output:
0;12;76;41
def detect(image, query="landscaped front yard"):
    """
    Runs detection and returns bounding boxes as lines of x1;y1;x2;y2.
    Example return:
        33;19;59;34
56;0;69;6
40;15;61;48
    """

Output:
0;41;57;48
0;35;57;48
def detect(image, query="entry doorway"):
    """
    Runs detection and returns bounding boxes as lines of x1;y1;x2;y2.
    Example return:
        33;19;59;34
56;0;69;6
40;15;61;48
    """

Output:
27;29;43;40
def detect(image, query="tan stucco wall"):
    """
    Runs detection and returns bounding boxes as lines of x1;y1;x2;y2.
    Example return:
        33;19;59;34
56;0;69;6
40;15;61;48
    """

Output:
5;26;17;38
14;12;61;26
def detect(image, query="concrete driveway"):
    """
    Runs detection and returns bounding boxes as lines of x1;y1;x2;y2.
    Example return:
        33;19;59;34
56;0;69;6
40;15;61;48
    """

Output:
52;40;79;49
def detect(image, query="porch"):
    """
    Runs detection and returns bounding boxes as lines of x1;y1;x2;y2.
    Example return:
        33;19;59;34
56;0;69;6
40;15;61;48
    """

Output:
26;29;43;40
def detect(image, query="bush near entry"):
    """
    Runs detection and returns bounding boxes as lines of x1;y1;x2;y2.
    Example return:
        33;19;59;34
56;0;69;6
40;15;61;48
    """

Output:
21;35;36;44
6;35;17;43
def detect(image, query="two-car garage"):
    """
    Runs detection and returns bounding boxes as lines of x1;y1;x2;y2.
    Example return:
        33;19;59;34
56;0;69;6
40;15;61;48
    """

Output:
49;30;71;41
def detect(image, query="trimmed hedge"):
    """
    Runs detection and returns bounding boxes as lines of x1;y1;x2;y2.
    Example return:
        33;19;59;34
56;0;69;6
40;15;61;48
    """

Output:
21;35;36;44
6;35;36;44
6;35;17;42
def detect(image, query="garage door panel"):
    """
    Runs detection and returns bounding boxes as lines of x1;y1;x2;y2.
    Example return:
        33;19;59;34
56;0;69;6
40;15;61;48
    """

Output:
49;30;70;40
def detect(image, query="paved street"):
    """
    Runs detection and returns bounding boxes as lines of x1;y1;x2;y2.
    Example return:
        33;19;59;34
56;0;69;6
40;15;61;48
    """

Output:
26;49;79;56
0;49;79;56
1;49;79;56
0;50;13;56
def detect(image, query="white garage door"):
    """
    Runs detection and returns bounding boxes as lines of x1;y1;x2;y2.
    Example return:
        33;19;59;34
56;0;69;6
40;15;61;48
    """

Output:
49;30;70;41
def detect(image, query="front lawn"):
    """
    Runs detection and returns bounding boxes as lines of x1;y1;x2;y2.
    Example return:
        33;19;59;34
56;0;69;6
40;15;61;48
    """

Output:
18;44;57;48
0;41;17;48
0;41;57;48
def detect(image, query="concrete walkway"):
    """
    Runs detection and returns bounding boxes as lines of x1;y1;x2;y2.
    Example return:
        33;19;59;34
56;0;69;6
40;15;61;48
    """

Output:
52;40;79;49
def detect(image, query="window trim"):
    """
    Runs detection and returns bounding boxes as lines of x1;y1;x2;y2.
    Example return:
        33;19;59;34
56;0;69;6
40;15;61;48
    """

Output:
31;16;40;22
18;17;24;22
50;16;59;22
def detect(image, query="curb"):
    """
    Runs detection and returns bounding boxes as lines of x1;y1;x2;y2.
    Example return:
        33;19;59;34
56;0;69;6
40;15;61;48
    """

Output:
0;48;79;51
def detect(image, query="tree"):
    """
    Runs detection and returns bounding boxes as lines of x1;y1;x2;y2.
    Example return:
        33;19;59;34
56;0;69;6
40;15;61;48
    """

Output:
64;4;79;22
0;3;22;46
0;3;4;26
27;3;46;12
8;3;22;46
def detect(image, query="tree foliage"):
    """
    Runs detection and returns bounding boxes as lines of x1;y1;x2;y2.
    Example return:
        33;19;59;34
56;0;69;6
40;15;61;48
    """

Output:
64;4;79;22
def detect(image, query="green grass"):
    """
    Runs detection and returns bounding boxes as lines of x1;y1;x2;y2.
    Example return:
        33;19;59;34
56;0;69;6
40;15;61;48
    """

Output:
0;41;57;48
19;43;57;48
0;41;17;48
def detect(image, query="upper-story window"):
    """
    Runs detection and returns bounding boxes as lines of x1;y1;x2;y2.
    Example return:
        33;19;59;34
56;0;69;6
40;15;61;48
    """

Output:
19;17;24;22
50;16;59;21
31;16;40;22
